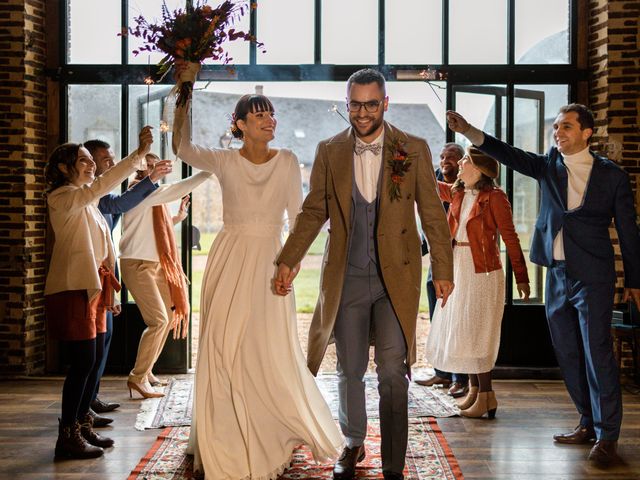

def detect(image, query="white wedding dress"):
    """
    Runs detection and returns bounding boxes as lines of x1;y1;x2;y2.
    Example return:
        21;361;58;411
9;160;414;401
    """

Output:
177;134;342;479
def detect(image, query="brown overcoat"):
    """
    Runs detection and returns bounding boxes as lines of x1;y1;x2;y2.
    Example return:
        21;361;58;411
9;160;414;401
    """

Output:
278;122;454;375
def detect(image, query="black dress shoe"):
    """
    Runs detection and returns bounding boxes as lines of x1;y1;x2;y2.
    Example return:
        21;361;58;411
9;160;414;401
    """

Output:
333;445;365;479
588;440;621;467
90;397;120;413
447;382;468;398
553;425;596;444
383;472;404;480
87;408;113;428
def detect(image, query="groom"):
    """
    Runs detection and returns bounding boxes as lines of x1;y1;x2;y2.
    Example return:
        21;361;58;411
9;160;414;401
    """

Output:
275;69;454;480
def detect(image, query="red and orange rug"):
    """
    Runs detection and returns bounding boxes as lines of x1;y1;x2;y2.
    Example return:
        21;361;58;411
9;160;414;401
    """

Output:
129;418;463;479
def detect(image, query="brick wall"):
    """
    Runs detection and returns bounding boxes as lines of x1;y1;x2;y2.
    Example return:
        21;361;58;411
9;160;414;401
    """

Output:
588;0;640;373
0;0;47;375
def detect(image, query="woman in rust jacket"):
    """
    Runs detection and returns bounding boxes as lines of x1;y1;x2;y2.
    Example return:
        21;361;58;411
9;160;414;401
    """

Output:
425;146;530;418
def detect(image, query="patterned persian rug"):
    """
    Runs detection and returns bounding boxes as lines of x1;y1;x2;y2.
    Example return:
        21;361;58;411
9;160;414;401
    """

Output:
135;378;193;430
316;373;459;419
129;418;464;479
136;374;458;429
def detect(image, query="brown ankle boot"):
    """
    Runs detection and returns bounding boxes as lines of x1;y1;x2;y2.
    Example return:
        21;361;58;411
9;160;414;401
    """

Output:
80;413;114;448
55;420;104;459
456;386;479;410
460;391;498;419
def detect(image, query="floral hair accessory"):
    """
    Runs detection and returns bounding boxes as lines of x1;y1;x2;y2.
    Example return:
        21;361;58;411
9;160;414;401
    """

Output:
387;139;413;202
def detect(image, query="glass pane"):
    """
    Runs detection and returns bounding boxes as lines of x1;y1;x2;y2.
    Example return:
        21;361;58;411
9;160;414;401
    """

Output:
385;0;442;65
68;85;122;156
68;0;121;64
322;0;378;64
128;84;177;163
257;0;314;64
449;0;507;64
453;88;505;146
511;85;568;304
516;0;569;64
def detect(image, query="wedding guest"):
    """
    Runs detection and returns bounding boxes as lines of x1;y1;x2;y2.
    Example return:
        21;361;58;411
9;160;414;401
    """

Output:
172;59;343;479
120;153;210;399
83;139;163;418
448;105;640;466
275;68;454;480
426;146;530;419
44;127;152;459
415;143;469;398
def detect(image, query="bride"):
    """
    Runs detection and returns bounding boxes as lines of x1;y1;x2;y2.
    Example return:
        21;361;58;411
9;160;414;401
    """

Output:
172;60;342;479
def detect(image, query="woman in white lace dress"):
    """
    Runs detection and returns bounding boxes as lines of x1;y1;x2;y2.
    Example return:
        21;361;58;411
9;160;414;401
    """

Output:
426;147;530;419
172;63;342;480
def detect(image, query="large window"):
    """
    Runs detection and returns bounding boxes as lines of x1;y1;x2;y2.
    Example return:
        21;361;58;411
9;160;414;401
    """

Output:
58;0;582;368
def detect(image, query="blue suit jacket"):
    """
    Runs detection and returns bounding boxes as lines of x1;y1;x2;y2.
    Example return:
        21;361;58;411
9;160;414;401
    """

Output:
98;176;157;233
479;134;640;287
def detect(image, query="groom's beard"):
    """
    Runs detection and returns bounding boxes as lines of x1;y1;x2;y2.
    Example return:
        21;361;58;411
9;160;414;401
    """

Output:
349;114;384;140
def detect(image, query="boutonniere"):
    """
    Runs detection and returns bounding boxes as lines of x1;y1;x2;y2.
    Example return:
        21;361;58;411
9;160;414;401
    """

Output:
387;139;414;201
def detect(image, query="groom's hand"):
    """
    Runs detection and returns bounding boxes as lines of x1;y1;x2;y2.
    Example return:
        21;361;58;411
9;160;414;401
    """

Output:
433;279;454;307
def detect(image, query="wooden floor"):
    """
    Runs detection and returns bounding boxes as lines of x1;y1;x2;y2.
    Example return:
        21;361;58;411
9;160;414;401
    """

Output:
0;375;639;479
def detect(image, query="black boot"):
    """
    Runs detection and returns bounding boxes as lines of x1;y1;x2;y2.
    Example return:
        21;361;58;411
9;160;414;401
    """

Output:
54;420;103;459
80;413;114;448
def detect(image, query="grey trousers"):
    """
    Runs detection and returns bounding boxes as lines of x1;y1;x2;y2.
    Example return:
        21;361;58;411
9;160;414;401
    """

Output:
334;263;409;475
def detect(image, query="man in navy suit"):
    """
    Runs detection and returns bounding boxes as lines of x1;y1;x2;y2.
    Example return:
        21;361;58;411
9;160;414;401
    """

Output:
83;140;165;419
447;104;640;467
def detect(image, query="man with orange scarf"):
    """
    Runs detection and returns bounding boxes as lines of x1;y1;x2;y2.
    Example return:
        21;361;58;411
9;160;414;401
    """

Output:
119;153;211;398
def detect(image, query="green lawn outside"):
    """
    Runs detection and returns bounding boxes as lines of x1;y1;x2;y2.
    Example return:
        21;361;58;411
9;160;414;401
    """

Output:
190;231;429;314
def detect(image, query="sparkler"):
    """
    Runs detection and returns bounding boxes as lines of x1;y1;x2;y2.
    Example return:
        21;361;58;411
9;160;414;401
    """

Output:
144;55;154;126
418;68;446;104
329;104;350;125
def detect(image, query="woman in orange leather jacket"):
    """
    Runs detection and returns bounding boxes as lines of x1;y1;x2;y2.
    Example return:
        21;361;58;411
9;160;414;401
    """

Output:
425;146;530;418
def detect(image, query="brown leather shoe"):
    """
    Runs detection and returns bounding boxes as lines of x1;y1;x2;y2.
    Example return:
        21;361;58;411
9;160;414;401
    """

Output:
588;440;621;467
414;375;451;387
553;425;596;444
333;445;365;479
448;382;468;398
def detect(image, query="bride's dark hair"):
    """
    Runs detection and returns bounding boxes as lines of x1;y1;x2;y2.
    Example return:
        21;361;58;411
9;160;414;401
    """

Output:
231;94;275;139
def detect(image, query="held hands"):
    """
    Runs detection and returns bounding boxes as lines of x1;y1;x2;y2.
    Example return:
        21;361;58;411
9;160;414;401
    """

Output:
517;282;531;302
446;111;471;134
137;125;154;157
623;287;640;311
149;159;173;183
274;262;300;296
434;279;455;307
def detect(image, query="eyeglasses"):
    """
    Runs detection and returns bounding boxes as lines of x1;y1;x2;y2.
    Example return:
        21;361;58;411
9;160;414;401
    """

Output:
346;99;384;113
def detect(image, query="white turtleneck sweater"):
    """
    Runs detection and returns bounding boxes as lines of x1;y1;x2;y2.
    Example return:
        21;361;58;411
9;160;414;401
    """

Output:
552;146;593;260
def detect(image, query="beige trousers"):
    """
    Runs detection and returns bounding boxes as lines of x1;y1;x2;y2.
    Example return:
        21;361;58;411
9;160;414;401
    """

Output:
121;259;174;383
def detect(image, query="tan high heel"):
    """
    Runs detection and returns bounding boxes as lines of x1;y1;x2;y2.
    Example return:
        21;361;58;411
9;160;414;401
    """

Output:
460;391;498;419
456;386;479;410
127;380;165;399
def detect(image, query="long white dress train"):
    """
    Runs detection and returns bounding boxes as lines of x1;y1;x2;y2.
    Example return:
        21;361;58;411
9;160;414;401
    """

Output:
178;137;342;479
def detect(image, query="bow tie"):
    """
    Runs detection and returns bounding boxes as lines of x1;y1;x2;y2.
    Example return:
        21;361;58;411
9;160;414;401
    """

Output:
354;141;382;156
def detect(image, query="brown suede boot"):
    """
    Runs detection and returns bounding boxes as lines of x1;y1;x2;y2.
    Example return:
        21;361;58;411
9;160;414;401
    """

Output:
456;386;479;410
460;391;498;419
54;420;103;459
80;413;114;448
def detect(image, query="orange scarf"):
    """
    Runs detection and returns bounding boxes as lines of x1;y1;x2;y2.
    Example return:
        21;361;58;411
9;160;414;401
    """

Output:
152;204;190;339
